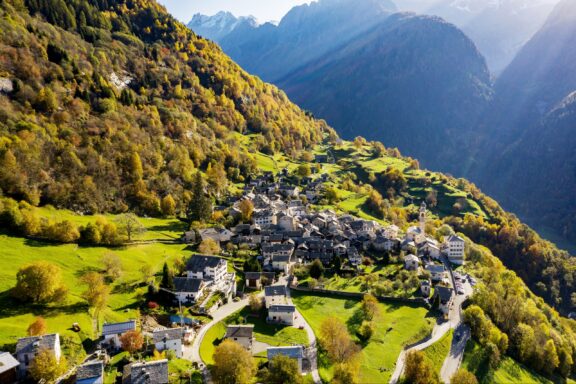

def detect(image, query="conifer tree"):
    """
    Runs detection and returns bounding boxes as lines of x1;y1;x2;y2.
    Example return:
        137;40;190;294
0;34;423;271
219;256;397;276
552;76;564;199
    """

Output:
187;171;212;222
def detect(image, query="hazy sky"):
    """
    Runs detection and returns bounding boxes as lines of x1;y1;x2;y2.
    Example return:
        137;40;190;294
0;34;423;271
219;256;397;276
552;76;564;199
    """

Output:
157;0;313;23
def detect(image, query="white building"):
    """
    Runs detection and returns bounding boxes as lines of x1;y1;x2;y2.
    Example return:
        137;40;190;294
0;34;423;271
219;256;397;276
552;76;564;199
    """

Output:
173;278;205;303
435;286;454;316
254;210;277;226
186;255;227;283
443;235;465;265
225;325;254;351
384;224;400;239
403;254;420;271
268;305;296;325
264;285;288;308
101;321;136;350
425;264;446;282
152;328;184;358
16;333;61;376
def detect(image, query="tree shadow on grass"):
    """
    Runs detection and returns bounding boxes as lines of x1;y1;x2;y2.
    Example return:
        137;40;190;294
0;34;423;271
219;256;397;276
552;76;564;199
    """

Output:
0;290;88;319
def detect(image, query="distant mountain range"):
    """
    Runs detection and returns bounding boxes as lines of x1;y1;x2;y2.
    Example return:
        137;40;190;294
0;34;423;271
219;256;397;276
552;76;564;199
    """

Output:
188;0;397;83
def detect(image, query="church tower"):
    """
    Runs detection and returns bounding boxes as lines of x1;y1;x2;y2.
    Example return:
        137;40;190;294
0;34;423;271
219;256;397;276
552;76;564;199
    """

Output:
419;201;427;234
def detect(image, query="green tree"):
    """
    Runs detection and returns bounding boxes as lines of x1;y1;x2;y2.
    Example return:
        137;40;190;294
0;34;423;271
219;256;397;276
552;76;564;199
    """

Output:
115;213;145;242
101;253;123;281
358;321;374;341
296;164;311;178
129;152;144;181
13;262;68;304
542;339;560;375
450;369;478;384
188;171;212;222
161;194;176;217
361;293;379;321
309;259;324;279
265;354;302;384
81;272;110;317
160;262;174;290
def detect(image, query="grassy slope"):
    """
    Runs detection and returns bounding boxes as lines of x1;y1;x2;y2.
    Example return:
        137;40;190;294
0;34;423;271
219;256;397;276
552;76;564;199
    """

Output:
462;340;553;384
199;307;309;365
422;329;453;376
0;232;187;347
291;290;431;383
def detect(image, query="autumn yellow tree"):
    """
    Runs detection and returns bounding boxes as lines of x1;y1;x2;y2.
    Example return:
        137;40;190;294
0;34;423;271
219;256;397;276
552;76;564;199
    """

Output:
238;199;254;222
29;349;68;383
27;317;48;336
212;340;257;384
199;238;221;255
319;317;359;364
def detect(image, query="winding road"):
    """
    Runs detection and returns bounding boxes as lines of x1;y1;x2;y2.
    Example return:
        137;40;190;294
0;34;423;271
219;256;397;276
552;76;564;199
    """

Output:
390;257;472;384
188;276;321;384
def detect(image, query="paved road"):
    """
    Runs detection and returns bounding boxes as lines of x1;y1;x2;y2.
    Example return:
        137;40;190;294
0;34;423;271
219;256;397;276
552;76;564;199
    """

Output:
187;296;251;383
286;278;321;384
389;318;452;384
440;323;471;383
390;258;473;384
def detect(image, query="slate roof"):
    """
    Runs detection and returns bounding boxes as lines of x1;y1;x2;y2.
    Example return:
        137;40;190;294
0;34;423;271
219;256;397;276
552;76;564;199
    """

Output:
16;333;59;355
425;264;445;274
265;285;287;297
173;277;204;293
435;286;454;303
245;272;262;280
152;328;184;343
269;305;296;313
225;325;254;339
272;255;290;263
267;346;304;360
0;352;19;373
186;255;224;272
124;359;168;384
445;235;465;243
76;360;104;381
102;321;136;336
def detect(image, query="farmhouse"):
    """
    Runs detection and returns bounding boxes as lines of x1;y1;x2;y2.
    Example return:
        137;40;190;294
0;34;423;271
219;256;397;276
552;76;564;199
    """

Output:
268;305;296;325
403;254;420;271
152;328;184;358
16;333;61;376
225;325;254;351
101;321;136;351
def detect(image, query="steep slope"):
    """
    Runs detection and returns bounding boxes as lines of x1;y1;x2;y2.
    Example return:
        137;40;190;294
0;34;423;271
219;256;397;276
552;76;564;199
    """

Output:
278;13;492;173
473;0;576;243
196;0;398;83
0;0;330;216
396;0;560;74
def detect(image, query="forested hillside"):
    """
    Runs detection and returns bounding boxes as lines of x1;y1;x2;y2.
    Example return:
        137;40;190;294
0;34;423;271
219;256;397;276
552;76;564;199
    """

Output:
0;0;331;217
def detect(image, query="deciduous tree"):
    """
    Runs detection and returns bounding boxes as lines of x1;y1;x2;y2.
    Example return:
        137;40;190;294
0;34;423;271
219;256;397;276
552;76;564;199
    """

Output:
450;369;478;384
29;349;67;383
120;330;144;355
319;317;359;364
265;354;302;384
404;350;439;384
13;262;68;304
27;317;48;336
361;293;379;321
199;238;221;255
81;272;110;316
212;340;257;384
